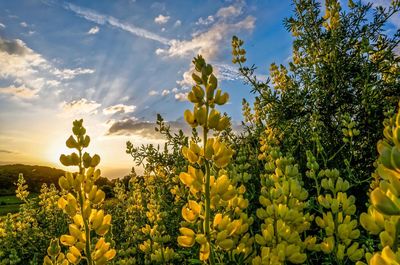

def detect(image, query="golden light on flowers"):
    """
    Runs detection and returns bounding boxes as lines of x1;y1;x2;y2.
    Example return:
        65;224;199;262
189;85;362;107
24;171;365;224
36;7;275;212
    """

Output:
1;3;399;264
42;120;116;265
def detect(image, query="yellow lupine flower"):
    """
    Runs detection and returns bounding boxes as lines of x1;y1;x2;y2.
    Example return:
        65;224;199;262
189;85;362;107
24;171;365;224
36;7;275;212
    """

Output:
182;200;201;223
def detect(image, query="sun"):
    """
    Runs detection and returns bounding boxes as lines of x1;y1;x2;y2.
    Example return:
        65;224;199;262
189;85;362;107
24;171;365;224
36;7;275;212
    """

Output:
44;139;71;167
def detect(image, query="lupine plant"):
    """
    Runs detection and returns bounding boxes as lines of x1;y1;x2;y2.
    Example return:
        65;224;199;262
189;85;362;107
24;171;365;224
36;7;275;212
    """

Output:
252;127;316;264
177;55;254;264
358;103;400;265
43;120;116;265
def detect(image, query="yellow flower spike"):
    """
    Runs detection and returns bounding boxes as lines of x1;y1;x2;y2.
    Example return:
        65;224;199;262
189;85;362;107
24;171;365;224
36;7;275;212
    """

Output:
371;188;400;215
60;235;76;246
199;242;210;261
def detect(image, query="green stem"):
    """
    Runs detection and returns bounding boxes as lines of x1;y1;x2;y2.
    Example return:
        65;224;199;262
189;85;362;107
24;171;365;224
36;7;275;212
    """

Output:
203;104;215;265
393;218;400;250
78;148;93;265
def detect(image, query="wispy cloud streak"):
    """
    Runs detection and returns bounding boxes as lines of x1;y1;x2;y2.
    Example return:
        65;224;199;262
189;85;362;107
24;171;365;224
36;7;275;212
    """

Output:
64;3;171;45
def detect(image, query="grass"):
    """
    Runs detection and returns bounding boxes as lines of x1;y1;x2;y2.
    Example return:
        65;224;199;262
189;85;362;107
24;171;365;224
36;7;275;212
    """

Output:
0;204;20;215
0;194;36;216
0;195;23;204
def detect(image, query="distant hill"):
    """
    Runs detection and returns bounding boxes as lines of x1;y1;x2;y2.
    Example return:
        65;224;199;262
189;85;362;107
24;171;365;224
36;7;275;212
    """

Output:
0;164;114;196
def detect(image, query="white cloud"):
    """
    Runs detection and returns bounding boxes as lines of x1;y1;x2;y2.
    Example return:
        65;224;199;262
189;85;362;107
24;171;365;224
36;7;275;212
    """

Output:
64;2;254;61
52;67;95;79
88;26;100;34
171;87;178;93
155;48;165;55
176;65;195;87
65;3;171;45
154;14;170;24
196;15;214;26
175;92;187;101
0;38;47;79
161;89;170;96
0;85;39;99
46;80;61;86
216;5;242;18
20;22;28;27
158;15;255;59
0;37;96;101
61;98;101;115
103;104;136;115
213;63;240;81
0;23;5;29
148;90;159;96
121;96;130;102
174;20;182;27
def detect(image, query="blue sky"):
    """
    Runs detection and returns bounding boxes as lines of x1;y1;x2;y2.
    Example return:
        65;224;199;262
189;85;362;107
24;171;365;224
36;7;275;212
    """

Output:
0;0;295;177
5;0;396;177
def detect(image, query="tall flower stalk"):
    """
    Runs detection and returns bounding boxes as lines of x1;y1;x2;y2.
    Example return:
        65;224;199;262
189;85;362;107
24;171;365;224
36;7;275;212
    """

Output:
43;120;116;265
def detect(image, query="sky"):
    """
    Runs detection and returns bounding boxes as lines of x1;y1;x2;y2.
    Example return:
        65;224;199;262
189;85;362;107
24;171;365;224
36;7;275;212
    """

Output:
0;0;395;178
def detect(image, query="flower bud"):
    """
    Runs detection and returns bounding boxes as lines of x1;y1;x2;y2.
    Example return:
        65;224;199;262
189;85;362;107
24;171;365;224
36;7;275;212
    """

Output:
208;109;220;129
66;136;78;149
371;188;400;215
60;235;76;246
91;154;101;167
93;190;105;204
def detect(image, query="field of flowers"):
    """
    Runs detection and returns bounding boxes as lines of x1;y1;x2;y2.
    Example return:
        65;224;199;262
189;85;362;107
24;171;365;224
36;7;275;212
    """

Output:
0;1;399;264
